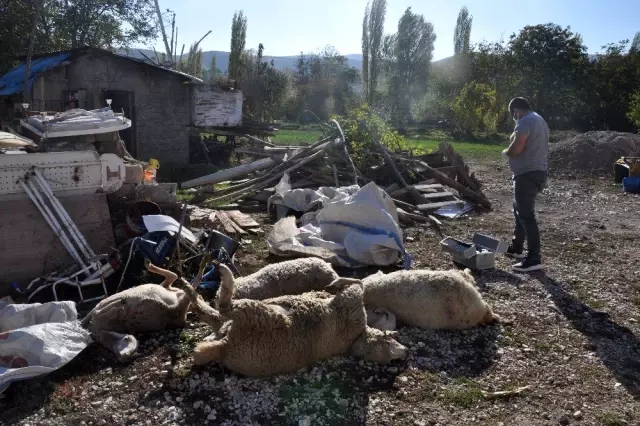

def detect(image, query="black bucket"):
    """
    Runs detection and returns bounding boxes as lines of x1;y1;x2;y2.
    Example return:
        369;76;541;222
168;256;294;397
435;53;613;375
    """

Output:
207;230;240;258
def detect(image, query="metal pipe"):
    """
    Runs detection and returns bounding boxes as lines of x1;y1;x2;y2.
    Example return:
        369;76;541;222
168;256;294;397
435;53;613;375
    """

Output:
21;179;85;268
26;177;89;267
33;168;96;259
26;178;85;267
33;168;96;260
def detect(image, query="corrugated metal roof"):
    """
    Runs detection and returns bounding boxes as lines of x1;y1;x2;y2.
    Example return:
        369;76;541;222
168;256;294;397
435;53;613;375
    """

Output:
0;53;72;96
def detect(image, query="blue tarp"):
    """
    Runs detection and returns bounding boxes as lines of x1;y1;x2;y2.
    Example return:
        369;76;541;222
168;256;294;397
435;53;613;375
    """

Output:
0;53;72;96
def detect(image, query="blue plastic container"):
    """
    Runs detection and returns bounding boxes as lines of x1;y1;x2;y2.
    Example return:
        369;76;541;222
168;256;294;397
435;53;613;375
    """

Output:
622;176;640;194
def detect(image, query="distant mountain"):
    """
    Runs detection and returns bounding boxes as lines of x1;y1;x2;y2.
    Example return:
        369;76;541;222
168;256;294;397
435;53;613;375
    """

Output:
118;49;599;74
119;49;364;73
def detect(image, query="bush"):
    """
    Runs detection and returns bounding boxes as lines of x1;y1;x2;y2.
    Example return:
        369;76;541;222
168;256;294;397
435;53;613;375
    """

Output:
628;90;640;132
333;104;423;172
452;82;500;135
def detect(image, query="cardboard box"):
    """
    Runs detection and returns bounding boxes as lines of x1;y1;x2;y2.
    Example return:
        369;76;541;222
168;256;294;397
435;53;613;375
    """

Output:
440;233;508;270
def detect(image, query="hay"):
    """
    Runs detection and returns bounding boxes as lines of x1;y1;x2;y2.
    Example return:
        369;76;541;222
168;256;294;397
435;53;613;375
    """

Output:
549;131;640;175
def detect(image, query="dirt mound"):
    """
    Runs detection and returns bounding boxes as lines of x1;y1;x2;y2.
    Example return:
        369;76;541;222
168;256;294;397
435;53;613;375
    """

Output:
549;131;640;175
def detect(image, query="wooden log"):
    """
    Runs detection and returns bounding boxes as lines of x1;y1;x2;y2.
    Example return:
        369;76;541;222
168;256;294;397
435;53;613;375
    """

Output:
205;144;333;205
439;142;483;191
243;133;277;147
420;191;454;200
391;197;417;212
181;156;280;189
417;200;466;212
199;136;336;201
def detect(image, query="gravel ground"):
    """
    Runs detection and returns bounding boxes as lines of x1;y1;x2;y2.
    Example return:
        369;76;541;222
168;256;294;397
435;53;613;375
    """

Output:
1;158;639;426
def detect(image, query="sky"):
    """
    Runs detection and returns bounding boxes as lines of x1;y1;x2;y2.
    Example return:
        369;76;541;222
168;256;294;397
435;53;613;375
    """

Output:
148;0;639;59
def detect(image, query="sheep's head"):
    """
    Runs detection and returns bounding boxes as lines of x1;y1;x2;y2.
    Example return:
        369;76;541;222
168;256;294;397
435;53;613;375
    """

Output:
365;306;397;331
350;327;407;363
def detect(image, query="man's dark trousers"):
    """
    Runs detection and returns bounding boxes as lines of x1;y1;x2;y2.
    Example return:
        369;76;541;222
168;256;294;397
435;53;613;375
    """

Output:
512;170;547;262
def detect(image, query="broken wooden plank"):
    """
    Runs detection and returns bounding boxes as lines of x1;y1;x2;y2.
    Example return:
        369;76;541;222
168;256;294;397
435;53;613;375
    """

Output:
216;211;238;235
226;210;260;228
228;218;248;235
413;160;492;209
417;200;466;212
414;183;444;191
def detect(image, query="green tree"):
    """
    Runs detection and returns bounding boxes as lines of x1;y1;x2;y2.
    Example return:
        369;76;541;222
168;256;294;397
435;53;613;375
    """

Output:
361;0;386;105
290;48;360;122
452;81;499;134
453;6;472;55
228;10;247;80
0;0;158;74
587;41;640;131
52;0;158;49
241;45;290;122
628;90;640;130
508;23;589;129
361;4;370;100
387;7;436;129
208;55;218;83
630;31;640;54
177;42;203;78
367;0;386;105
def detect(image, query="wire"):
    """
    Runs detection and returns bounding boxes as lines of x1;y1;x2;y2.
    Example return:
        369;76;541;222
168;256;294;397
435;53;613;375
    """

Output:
115;237;139;294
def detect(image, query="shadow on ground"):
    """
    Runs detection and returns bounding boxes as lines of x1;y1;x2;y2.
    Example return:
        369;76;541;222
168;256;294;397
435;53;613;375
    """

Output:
538;273;640;399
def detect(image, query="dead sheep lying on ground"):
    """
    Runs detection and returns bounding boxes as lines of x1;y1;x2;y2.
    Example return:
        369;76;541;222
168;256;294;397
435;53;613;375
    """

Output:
362;268;502;330
81;261;220;358
216;257;339;304
180;263;408;377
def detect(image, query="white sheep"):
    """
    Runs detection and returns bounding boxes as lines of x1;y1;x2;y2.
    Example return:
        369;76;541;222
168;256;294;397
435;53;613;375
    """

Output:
365;306;397;331
362;268;501;330
217;257;339;303
82;260;222;358
180;263;407;377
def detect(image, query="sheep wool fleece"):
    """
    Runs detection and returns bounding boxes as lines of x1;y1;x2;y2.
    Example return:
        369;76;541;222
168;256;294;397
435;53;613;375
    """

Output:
362;269;496;330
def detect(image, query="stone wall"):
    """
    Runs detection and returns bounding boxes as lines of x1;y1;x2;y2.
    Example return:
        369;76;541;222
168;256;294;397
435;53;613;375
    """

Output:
64;52;191;166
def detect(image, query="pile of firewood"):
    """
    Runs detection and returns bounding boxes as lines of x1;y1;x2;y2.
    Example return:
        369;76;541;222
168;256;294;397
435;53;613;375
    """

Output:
182;126;491;227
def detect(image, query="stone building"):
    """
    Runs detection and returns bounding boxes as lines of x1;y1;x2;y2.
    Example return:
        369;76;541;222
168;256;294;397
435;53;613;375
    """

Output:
0;47;243;166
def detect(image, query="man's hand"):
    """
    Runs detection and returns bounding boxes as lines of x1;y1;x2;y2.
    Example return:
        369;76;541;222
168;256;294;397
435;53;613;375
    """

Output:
501;148;509;157
503;131;528;157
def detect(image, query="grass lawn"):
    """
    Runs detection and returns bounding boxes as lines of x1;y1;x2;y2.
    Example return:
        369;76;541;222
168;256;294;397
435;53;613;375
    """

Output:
272;128;507;160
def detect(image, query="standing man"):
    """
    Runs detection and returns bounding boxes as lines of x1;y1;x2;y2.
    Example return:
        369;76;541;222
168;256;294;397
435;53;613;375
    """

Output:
502;97;549;272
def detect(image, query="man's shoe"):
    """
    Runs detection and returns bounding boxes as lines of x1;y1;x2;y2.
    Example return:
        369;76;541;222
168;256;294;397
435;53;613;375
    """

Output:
512;258;543;272
506;245;526;259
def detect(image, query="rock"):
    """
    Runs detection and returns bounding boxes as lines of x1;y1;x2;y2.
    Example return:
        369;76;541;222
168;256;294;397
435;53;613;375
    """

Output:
573;411;583;420
97;420;107;426
558;414;570;425
193;401;203;410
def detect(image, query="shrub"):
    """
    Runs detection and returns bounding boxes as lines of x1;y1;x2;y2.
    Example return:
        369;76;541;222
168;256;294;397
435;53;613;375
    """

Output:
332;104;423;172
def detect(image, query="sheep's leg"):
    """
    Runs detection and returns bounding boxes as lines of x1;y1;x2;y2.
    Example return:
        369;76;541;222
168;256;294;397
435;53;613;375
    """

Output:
216;263;236;313
146;262;178;289
193;339;228;366
482;305;512;326
176;278;224;331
